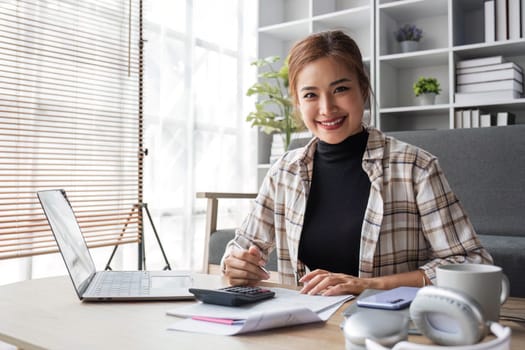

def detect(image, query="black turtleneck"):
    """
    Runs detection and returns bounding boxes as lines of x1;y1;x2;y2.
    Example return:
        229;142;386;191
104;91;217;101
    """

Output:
298;129;371;276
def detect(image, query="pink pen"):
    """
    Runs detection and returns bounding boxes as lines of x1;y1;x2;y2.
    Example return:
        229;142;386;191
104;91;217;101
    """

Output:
192;316;245;325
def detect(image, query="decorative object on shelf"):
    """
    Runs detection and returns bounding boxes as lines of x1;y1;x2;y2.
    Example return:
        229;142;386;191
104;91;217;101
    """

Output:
413;76;441;105
395;24;423;53
455;56;524;104
246;56;305;151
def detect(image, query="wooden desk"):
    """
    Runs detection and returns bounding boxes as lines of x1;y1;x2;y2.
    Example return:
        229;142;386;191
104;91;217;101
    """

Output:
0;276;523;350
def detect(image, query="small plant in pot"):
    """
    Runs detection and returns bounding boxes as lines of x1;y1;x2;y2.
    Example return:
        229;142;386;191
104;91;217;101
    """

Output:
413;76;441;105
246;55;305;151
395;24;423;53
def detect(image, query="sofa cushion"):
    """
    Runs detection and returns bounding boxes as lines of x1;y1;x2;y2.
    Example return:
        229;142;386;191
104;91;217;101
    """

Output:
478;234;525;297
389;125;525;238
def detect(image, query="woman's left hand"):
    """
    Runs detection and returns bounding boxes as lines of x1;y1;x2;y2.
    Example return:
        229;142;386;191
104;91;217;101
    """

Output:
299;269;372;296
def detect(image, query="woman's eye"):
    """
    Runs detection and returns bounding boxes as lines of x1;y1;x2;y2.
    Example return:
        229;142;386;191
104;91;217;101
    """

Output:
334;86;349;93
302;92;316;99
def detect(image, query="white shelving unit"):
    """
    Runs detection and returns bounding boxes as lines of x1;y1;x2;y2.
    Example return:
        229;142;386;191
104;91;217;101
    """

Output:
376;0;525;131
255;0;525;183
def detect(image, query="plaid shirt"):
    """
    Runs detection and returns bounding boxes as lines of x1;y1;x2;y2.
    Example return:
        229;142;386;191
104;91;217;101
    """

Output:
225;126;493;286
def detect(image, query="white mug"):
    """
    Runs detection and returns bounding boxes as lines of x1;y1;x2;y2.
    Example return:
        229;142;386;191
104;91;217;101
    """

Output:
436;264;509;323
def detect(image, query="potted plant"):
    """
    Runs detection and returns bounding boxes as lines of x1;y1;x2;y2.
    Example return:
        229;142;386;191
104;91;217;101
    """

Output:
395;24;423;53
413;76;441;105
246;56;305;151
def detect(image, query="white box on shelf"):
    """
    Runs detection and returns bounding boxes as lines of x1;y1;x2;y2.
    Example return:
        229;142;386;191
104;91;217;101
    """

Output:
455;89;522;104
485;0;496;42
457;79;523;93
456;67;523;84
496;112;516;125
480;113;495;127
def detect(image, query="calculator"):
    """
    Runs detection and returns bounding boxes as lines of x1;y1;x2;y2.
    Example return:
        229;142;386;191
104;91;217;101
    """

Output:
188;286;275;306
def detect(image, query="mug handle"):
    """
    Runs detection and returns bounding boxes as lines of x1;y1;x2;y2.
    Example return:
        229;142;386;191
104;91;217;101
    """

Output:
500;273;510;304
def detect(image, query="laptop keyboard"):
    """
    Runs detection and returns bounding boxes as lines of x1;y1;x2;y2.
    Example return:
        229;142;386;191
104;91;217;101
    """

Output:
91;271;150;297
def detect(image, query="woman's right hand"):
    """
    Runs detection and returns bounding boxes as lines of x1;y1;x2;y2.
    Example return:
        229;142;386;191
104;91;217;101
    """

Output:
223;245;270;286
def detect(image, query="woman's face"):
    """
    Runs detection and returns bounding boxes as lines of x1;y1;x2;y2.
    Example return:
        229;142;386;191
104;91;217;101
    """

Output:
295;56;366;144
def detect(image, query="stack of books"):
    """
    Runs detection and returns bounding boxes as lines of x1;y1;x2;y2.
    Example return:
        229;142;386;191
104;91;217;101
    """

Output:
455;56;523;104
455;109;516;128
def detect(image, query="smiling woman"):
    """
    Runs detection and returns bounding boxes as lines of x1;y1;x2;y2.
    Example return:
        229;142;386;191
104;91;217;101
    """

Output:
220;30;493;296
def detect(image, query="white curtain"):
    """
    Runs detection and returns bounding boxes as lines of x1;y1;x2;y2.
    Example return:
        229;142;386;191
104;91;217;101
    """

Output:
141;0;258;271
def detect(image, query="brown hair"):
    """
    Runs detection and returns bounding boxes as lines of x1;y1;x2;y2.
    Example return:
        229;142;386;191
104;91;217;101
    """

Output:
288;30;371;107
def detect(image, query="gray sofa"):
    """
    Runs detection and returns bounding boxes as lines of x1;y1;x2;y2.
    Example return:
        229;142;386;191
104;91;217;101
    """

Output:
208;125;525;297
390;125;525;297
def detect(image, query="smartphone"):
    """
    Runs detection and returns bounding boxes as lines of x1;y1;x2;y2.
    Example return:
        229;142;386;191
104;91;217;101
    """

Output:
356;286;419;310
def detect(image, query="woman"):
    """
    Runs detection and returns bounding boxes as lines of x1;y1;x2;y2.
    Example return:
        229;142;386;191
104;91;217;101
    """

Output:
222;30;492;296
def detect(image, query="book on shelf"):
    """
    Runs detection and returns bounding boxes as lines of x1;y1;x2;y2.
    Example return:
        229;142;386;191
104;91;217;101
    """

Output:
456;66;523;84
508;0;521;40
485;0;496;42
455;89;522;104
496;0;508;40
480;113;496;127
456;56;505;69
454;110;463;128
456;62;523;75
471;109;480;128
496;112;516;126
462;109;472;128
522;0;525;37
456;79;523;93
455;109;486;128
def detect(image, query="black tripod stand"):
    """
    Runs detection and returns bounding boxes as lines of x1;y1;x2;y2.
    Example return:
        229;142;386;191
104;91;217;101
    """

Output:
105;202;171;271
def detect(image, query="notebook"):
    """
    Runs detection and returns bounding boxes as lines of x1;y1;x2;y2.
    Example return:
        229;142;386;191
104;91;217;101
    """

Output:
37;189;194;301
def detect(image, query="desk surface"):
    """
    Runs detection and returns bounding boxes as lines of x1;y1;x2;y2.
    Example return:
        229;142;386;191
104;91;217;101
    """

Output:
0;275;524;350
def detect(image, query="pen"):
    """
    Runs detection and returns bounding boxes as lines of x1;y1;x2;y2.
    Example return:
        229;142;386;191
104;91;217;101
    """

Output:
192;316;245;325
232;240;270;275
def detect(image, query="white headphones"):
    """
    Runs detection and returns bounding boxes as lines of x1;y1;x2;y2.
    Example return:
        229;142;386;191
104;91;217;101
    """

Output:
344;286;511;350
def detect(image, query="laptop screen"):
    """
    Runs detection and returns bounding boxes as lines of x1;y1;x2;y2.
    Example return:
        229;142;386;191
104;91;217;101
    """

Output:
38;190;96;297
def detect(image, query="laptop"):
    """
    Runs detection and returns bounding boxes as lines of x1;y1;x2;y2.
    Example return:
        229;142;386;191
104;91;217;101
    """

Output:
37;189;194;301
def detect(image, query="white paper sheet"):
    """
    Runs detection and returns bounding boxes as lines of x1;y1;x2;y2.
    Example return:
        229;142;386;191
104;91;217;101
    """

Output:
166;287;353;335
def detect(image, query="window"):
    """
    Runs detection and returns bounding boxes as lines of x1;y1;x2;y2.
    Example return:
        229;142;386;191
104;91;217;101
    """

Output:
0;0;142;283
143;0;257;270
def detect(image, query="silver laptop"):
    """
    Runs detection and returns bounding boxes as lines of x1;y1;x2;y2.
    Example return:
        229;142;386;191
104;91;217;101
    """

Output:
37;189;194;301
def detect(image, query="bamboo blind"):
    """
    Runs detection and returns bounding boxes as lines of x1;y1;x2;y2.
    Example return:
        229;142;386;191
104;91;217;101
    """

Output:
0;0;144;260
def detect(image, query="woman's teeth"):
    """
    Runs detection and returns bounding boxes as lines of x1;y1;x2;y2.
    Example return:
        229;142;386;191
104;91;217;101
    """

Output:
320;117;344;126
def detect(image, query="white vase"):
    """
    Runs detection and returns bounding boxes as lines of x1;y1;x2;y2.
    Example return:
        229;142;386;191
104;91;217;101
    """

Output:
400;40;418;53
418;93;437;105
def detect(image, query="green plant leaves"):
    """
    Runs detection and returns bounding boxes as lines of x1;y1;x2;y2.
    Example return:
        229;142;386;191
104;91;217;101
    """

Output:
413;76;441;97
245;55;304;149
